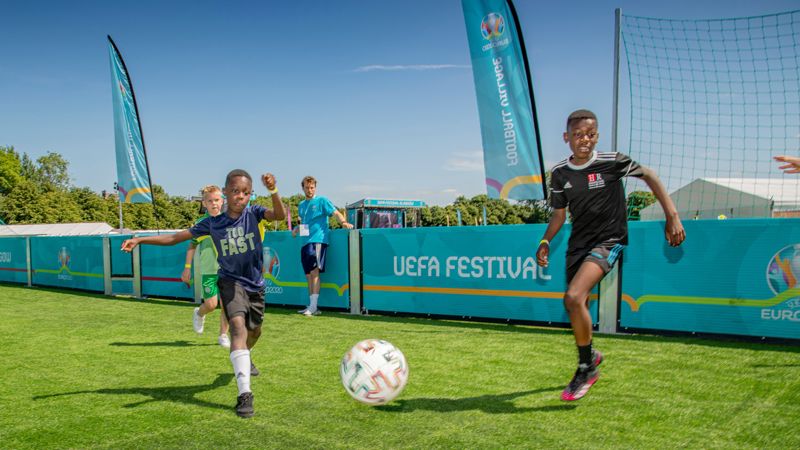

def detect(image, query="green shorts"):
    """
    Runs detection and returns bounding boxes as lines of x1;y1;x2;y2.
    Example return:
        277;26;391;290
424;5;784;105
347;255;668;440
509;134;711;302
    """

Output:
201;274;219;300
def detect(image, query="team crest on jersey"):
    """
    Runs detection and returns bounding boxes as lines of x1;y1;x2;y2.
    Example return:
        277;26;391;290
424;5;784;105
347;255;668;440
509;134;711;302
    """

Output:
587;173;605;189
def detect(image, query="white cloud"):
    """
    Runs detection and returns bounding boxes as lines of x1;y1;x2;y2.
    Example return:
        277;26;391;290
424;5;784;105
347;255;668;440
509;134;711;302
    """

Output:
354;64;470;73
443;151;484;172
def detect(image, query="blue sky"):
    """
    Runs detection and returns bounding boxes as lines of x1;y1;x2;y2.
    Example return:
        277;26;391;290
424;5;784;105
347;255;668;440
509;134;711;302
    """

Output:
1;0;797;206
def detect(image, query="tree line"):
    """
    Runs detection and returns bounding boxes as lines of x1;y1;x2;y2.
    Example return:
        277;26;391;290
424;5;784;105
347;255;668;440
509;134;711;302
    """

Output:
0;146;654;230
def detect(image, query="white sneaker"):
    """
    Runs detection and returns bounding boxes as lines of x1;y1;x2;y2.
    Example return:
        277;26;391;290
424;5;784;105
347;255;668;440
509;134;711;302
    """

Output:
303;308;321;316
192;307;205;334
218;334;231;349
298;307;309;314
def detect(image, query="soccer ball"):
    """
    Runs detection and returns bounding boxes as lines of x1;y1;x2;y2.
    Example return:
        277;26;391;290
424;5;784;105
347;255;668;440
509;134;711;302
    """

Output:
340;339;409;405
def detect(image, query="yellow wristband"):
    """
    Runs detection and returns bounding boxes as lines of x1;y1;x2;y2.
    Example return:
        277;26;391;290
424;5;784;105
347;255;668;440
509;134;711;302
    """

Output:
268;187;279;195
184;263;191;269
539;239;550;247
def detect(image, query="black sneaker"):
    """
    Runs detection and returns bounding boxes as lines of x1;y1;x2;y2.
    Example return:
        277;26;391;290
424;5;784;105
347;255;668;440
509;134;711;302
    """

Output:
561;364;600;401
250;361;260;377
235;392;254;418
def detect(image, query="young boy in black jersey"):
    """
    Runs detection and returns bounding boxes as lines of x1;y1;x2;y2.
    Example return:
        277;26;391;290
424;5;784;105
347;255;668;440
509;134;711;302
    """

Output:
536;109;685;401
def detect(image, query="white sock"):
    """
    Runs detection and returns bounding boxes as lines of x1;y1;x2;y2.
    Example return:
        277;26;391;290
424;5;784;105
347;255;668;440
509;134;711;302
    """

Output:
309;294;319;310
230;349;251;395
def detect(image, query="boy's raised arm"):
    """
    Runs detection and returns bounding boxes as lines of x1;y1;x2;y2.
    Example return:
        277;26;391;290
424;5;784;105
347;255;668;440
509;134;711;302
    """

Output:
121;230;194;252
639;166;685;247
260;173;286;221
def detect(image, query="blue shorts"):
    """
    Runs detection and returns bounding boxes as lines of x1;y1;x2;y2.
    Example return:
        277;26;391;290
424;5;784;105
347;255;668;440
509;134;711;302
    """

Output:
301;242;328;274
566;242;625;284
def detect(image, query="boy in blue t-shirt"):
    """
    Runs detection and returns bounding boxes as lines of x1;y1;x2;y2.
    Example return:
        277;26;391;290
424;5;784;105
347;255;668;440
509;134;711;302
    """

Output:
291;176;352;316
122;169;285;418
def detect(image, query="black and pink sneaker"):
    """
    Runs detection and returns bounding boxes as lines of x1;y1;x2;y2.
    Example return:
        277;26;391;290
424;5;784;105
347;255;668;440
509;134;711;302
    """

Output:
560;349;604;401
592;349;604;367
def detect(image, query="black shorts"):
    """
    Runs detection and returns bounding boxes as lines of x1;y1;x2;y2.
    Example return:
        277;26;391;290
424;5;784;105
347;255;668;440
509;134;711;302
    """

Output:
300;242;328;274
566;242;625;284
217;277;265;331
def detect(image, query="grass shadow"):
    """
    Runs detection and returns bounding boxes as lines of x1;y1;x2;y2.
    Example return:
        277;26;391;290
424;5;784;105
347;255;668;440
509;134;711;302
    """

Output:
375;386;572;414
601;331;800;354
7;283;795;354
33;373;234;411
110;340;216;347
751;363;800;368
0;282;197;308
297;307;800;354
269;305;575;338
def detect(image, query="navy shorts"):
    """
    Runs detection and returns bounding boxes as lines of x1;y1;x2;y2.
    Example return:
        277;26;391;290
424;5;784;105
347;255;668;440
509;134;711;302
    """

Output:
217;277;264;331
300;242;328;274
566;242;625;284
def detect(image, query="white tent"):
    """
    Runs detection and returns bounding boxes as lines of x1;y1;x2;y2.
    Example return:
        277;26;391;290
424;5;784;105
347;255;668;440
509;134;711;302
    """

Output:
0;222;114;237
639;178;800;220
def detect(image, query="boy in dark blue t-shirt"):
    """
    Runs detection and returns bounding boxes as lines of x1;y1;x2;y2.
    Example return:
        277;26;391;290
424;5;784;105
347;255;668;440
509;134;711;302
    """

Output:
122;169;285;418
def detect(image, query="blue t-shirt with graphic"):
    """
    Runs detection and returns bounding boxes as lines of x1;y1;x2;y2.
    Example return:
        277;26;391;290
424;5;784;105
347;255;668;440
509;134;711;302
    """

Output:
298;196;336;245
189;205;267;292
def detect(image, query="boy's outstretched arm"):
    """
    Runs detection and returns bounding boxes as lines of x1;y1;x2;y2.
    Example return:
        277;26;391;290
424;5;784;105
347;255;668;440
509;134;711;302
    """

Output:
640;166;685;247
536;208;566;267
774;155;800;174
261;172;286;221
121;230;193;252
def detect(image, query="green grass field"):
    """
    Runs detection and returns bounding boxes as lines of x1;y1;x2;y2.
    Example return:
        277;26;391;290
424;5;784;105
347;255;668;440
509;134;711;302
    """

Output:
1;284;799;449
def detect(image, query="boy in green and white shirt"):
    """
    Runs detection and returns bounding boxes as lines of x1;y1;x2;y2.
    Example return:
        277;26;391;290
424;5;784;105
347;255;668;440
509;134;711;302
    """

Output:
182;185;230;348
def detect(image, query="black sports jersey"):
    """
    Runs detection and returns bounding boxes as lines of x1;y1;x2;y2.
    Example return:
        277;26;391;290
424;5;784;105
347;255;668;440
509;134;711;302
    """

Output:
550;152;644;251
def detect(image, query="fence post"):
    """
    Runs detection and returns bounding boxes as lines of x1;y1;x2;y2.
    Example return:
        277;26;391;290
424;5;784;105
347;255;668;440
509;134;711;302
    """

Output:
598;259;620;334
25;237;32;287
103;236;112;295
348;229;362;314
192;246;202;304
132;245;142;298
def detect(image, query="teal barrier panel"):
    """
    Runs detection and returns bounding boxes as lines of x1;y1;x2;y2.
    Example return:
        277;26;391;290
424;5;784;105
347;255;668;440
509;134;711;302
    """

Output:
262;230;350;309
109;234;133;295
111;279;134;295
621;219;800;339
140;240;193;300
31;236;104;291
0;237;28;284
109;235;133;276
361;225;597;323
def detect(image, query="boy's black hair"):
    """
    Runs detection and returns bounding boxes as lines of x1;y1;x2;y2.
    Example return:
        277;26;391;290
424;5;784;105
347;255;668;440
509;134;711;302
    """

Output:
566;109;598;131
225;169;252;187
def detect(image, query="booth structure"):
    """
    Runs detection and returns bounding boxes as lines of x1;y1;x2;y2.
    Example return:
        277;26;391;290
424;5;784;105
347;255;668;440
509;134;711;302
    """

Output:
345;198;427;229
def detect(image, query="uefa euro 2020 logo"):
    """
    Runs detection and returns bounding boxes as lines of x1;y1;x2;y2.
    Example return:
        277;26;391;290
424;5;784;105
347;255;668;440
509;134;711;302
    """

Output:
262;246;283;294
58;246;70;269
767;244;800;304
57;246;73;281
263;247;280;280
480;13;505;40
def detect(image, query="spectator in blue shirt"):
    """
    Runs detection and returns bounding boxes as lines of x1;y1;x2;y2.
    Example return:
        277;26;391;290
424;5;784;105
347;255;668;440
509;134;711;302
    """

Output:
292;176;352;316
